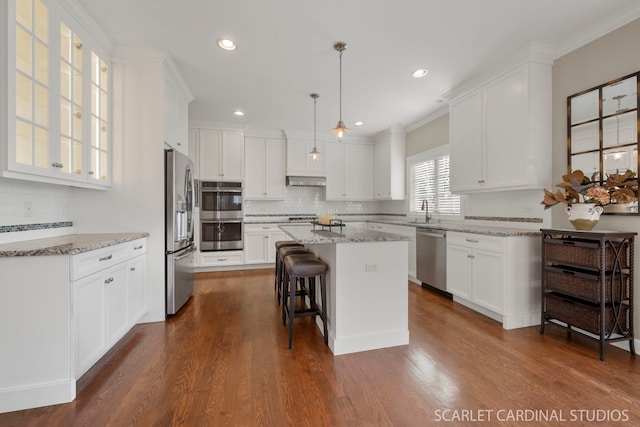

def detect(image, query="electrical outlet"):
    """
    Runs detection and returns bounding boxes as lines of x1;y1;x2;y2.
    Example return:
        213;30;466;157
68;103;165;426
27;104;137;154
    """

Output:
365;263;377;272
24;201;33;217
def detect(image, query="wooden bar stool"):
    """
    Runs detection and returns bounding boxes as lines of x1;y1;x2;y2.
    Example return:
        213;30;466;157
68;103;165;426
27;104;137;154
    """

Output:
273;241;303;295
282;254;328;349
276;245;310;305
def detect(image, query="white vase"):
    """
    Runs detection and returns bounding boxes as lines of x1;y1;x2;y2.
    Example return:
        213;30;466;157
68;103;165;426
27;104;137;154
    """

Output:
565;203;603;231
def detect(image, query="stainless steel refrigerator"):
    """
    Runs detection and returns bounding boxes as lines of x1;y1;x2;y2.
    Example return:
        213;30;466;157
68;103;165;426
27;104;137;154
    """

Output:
165;149;196;315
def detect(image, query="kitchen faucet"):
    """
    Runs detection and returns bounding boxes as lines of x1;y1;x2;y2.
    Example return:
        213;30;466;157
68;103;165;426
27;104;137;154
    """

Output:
421;199;431;223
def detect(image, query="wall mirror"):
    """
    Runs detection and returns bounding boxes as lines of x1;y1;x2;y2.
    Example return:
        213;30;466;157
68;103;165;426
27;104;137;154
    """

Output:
568;71;639;215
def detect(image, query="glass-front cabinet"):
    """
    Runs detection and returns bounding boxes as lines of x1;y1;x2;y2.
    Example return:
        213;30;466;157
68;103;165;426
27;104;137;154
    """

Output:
2;0;111;188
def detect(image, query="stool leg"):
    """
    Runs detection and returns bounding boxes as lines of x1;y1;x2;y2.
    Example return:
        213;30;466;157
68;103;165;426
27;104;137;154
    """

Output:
276;257;283;305
281;269;289;325
320;273;328;346
288;274;296;349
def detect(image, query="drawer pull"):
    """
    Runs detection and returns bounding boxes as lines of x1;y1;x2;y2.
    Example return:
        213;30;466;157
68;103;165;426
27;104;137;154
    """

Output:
467;254;475;259
134;245;143;250
130;267;136;272
217;258;228;261
99;254;113;262
466;239;479;243
104;277;114;284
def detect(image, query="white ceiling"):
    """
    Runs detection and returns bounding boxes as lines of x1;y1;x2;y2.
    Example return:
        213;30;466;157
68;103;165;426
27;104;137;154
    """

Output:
76;0;640;139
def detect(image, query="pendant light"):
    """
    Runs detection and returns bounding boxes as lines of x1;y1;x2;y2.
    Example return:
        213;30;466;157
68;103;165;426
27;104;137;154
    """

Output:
332;42;348;141
309;93;321;160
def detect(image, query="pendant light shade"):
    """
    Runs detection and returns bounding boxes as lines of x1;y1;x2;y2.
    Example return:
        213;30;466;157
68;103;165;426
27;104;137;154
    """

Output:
332;42;348;142
309;93;321;160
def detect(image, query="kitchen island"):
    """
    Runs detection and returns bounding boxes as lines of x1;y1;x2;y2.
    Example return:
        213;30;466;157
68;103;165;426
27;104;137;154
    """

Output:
279;224;409;355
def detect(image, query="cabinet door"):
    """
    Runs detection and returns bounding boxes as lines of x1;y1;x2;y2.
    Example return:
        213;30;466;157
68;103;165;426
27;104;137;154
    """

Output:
267;230;289;263
74;272;106;376
325;143;345;200
264;138;285;199
164;78;177;149
450;89;483;192
345;144;373;200
244;137;266;198
175;96;189;154
244;230;268;264
127;256;146;324
286;139;325;176
472;249;505;314
199;129;222;179
188;129;199;178
483;66;528;190
105;264;128;345
446;244;472;299
374;140;391;199
88;51;110;184
221;131;244;181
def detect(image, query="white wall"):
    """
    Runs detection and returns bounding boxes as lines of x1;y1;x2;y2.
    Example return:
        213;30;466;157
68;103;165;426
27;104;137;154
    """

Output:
552;17;640;335
0;177;74;244
72;46;167;323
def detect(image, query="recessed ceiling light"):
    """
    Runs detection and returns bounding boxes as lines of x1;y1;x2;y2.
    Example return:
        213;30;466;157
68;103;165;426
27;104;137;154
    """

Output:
354;121;364;126
412;68;429;78
218;39;237;51
233;110;244;116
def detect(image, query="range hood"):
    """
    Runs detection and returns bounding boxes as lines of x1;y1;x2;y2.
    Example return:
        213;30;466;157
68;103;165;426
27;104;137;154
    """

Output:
286;176;326;187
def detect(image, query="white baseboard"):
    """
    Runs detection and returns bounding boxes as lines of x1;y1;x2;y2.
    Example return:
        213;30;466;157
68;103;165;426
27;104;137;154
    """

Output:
0;380;75;414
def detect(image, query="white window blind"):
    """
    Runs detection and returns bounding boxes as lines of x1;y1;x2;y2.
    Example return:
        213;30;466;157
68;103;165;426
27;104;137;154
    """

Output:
409;146;461;216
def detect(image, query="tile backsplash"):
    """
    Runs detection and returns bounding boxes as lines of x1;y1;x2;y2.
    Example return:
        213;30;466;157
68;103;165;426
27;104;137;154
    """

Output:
0;178;73;243
244;186;406;218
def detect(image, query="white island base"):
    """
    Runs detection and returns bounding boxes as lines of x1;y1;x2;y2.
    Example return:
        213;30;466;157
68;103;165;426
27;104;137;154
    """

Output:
306;240;409;355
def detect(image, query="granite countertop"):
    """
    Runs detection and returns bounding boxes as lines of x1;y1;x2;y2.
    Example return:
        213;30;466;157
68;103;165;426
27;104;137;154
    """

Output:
373;220;540;237
279;224;410;244
0;233;150;257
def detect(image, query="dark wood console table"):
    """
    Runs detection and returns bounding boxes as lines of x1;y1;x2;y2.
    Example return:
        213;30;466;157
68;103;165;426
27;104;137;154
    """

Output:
540;228;636;361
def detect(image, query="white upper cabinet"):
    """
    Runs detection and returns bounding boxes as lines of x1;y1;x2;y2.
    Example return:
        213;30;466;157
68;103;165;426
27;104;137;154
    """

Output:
198;129;244;181
449;50;552;194
163;58;192;156
1;0;113;189
244;136;285;200
286;138;325;177
373;126;406;200
326;142;374;201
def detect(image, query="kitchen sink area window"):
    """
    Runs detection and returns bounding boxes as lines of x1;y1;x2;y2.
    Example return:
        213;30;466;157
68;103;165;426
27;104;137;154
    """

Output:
408;145;461;218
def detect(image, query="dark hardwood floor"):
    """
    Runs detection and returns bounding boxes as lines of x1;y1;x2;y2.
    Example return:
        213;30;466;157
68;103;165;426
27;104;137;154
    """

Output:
2;269;639;426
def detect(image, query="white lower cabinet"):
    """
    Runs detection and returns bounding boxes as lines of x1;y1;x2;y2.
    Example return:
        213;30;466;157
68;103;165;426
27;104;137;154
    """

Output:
244;224;290;264
367;222;416;279
72;238;148;378
446;231;540;329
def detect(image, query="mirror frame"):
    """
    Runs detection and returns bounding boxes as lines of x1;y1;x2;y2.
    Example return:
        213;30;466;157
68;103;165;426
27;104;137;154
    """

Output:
567;71;640;215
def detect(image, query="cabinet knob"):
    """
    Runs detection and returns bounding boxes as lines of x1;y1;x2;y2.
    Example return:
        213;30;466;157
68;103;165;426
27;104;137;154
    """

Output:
74;111;82;119
130;267;136;271
89;171;94;175
104;277;114;284
101;125;107;132
477;180;485;184
99;254;113;262
177;142;182;146
74;42;83;50
467;254;475;259
134;245;143;250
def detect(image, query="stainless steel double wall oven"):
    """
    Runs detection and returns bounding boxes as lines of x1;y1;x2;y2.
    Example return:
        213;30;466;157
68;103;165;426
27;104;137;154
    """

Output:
199;181;243;251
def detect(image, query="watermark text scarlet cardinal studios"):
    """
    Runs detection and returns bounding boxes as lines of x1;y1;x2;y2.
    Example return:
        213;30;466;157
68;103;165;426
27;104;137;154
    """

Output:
433;408;630;423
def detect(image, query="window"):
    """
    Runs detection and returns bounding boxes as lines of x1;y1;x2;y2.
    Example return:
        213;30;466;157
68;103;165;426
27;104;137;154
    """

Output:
408;145;461;217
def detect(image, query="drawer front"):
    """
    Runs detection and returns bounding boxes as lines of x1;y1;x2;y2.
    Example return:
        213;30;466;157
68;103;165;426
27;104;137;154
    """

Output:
71;243;130;281
447;232;505;253
544;266;627;303
244;224;282;233
199;251;244;266
544;293;629;335
543;238;629;271
370;223;415;237
128;238;147;256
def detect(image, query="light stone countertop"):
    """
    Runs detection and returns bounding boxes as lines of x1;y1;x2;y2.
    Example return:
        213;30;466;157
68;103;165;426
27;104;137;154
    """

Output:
279;224;410;244
250;217;541;237
0;233;150;257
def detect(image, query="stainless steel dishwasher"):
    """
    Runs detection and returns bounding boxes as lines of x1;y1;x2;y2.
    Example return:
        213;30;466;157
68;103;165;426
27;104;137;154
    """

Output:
416;228;447;292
